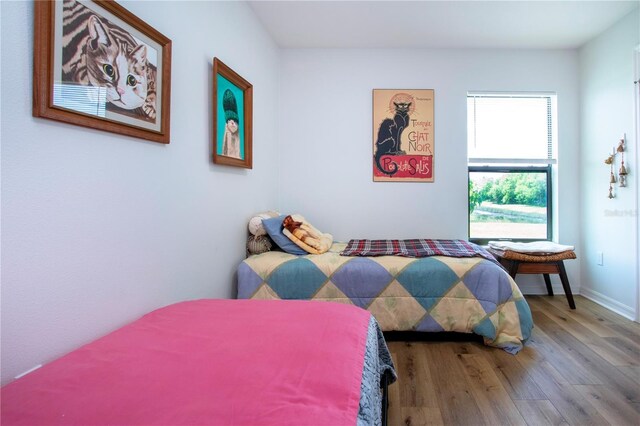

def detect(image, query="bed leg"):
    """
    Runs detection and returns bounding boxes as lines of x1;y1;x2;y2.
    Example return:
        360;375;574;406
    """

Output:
381;371;390;426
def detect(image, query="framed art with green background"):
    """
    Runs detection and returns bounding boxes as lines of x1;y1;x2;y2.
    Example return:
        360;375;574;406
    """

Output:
213;58;253;168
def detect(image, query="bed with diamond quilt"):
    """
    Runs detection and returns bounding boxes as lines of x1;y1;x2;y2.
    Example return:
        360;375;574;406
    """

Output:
238;242;533;354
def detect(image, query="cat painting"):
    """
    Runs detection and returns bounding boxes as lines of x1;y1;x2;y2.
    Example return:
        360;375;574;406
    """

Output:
374;101;412;176
61;0;156;122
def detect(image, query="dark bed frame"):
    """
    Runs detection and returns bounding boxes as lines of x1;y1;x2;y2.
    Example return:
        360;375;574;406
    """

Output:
381;371;391;426
383;330;484;343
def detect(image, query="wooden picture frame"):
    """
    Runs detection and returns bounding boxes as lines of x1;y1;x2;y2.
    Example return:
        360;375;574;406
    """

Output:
33;0;172;144
213;58;253;169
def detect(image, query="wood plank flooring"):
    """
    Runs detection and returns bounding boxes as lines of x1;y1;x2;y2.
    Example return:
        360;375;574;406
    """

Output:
386;295;640;426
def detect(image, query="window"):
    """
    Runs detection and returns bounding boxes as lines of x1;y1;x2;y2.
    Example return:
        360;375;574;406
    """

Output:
467;93;556;244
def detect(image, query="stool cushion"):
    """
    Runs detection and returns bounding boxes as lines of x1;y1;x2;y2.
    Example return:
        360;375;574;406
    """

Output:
489;248;576;262
488;240;575;254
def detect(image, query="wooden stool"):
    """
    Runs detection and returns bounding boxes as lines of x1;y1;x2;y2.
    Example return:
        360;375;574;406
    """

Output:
489;249;577;309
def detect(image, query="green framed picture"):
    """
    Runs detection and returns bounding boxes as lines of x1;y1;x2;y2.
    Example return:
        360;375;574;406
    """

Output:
213;58;252;168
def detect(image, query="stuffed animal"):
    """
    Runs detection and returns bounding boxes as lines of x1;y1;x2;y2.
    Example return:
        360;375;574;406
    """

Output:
246;235;272;256
246;211;279;256
248;211;279;236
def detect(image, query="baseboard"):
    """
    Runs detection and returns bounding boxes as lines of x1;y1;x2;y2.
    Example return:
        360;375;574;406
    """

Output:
580;287;636;321
519;283;570;295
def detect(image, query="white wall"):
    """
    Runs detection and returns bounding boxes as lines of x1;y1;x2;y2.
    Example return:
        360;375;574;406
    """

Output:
579;8;639;320
0;0;280;384
4;0;632;387
278;48;581;295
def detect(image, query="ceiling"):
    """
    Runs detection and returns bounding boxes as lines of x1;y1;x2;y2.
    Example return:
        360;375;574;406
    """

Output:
248;1;639;49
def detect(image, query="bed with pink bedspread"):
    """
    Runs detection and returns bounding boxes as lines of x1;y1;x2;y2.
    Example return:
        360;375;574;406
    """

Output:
2;299;395;426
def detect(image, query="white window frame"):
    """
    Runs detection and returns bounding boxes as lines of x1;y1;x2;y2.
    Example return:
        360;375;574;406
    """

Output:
467;92;557;244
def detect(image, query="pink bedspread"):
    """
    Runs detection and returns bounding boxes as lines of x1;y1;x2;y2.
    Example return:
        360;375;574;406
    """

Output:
2;299;371;425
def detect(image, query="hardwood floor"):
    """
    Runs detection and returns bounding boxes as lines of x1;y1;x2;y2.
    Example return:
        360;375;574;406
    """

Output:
386;295;640;426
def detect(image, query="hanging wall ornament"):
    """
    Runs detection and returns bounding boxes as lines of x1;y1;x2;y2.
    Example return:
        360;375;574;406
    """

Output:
619;152;628;187
610;164;617;183
604;136;631;198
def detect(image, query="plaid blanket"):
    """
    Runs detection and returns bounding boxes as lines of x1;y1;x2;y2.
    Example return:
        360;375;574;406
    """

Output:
341;239;500;265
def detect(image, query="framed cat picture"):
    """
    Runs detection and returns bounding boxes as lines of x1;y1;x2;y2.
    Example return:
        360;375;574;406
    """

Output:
213;58;253;169
372;89;435;182
33;0;172;144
